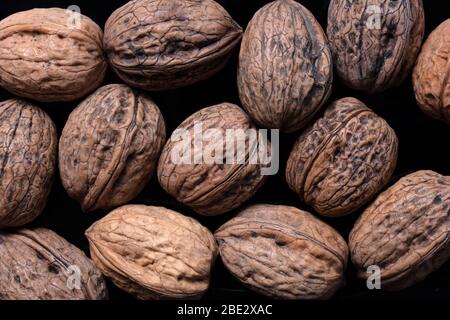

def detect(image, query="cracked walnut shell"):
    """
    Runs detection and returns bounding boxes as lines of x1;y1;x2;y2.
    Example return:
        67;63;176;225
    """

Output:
85;205;218;299
413;19;450;123
59;84;166;212
350;170;450;290
238;0;333;132
215;204;348;299
286;97;398;217
0;8;107;102
0;99;57;229
103;0;243;91
157;103;269;216
0;228;108;300
327;0;425;93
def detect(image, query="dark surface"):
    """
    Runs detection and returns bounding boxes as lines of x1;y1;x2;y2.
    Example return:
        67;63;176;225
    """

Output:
0;0;449;300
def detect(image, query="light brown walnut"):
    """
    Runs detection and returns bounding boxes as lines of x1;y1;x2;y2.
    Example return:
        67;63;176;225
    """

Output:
0;99;57;228
413;19;450;123
0;228;108;300
327;0;425;93
157;103;268;216
286;97;398;217
85;204;218;299
59;84;166;212
104;0;242;91
215;204;348;299
238;0;333;132
0;8;106;102
350;170;450;290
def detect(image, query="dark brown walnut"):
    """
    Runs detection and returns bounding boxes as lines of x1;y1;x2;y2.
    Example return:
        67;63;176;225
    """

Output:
104;0;243;91
0;8;106;102
350;170;450;290
215;204;348;299
238;0;333;133
59;84;166;212
0;99;57;228
85;205;218;299
286;97;398;217
327;0;425;93
157;103;269;216
413;19;450;123
0;228;108;300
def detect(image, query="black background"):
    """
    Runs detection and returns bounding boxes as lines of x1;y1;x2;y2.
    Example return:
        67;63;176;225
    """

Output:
1;0;449;300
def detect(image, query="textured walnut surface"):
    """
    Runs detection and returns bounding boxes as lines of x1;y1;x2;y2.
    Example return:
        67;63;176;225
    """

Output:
238;0;332;133
85;205;218;299
104;0;242;91
0;228;107;300
350;170;450;290
0;99;57;228
327;0;424;93
157;103;268;216
215;204;348;299
59;84;166;212
0;8;106;102
286;97;398;217
413;19;450;123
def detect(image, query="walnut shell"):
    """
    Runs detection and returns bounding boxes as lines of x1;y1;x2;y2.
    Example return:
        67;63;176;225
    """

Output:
157;103;268;216
85;205;218;299
0;8;106;102
104;0;242;91
413;19;450;123
327;0;425;93
349;170;450;290
238;0;333;133
286;97;398;217
59;84;166;212
0;99;57;228
215;204;348;299
0;228;108;300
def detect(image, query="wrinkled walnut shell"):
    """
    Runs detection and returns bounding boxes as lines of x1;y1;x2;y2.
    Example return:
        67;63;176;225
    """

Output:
413;19;450;123
0;228;108;300
0;8;107;102
350;170;450;290
238;0;333;132
327;0;425;93
157;103;268;216
215;204;348;299
0;99;57;228
59;84;166;212
286;97;398;217
104;0;242;91
85;205;218;299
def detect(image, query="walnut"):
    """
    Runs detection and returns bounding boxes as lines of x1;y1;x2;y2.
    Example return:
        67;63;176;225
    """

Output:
103;0;242;91
238;0;333;132
327;0;425;93
0;99;57;228
350;170;450;290
59;84;166;212
157;103;269;216
0;8;106;102
85;205;218;299
413;19;450;123
0;228;108;300
286;97;398;217
215;204;348;299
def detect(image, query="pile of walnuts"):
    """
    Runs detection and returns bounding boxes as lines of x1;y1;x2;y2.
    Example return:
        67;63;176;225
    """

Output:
0;0;449;300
